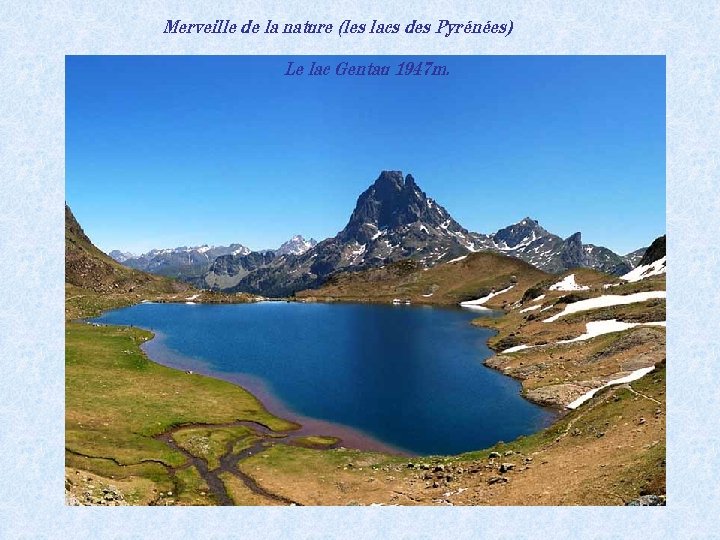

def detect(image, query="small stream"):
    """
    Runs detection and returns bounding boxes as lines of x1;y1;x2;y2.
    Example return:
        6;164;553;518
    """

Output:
155;420;322;505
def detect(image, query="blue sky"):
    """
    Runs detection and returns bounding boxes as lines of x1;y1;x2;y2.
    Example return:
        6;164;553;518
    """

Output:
66;55;665;255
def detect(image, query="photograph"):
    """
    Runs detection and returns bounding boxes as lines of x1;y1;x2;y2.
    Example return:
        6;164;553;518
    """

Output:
64;55;666;506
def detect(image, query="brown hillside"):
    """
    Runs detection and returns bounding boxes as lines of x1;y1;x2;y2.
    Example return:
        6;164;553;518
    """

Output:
65;204;187;295
297;252;548;306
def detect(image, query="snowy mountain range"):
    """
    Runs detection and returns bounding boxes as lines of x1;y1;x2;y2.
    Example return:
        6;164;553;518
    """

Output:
110;236;315;279
475;218;641;275
197;170;650;296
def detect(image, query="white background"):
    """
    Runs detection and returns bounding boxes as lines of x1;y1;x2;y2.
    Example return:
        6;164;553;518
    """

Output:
0;1;718;538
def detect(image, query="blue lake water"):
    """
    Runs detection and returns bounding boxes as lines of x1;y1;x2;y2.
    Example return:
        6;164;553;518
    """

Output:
93;302;556;455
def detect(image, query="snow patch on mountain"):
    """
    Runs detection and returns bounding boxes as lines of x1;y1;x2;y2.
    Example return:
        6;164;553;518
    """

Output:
460;285;514;310
501;344;532;354
108;250;134;263
543;291;666;323
548;274;590;292
566;366;656;410
500;319;665;354
620;256;666;283
558;319;666;343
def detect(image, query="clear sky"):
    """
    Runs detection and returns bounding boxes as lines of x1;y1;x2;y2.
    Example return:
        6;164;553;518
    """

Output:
66;55;665;255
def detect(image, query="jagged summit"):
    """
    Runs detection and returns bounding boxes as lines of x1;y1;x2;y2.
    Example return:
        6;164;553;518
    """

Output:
275;235;317;256
492;217;549;249
339;170;472;247
373;169;404;186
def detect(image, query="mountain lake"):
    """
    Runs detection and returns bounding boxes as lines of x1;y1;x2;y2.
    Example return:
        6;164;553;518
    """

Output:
93;302;557;456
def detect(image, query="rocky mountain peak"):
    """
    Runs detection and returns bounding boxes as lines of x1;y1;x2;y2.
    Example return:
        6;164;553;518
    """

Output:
559;232;585;269
275;235;317;256
638;235;665;266
204;171;485;296
340;170;459;245
373;169;406;190
492;217;548;249
566;231;583;244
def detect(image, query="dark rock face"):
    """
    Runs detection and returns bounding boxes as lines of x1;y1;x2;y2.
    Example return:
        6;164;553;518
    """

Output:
638;235;666;266
338;171;470;244
560;232;585;270
202;251;277;290
583;243;635;275
334;170;483;253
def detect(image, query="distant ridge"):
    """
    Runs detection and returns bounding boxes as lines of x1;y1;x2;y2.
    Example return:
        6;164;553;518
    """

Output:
112;235;318;279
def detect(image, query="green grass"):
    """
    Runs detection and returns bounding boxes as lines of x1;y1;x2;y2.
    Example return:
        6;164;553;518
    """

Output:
241;444;405;476
173;467;216;505
65;284;140;320
218;472;277;505
292;435;341;448
174;426;259;470
65;452;172;489
458;362;665;469
66;321;297;493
